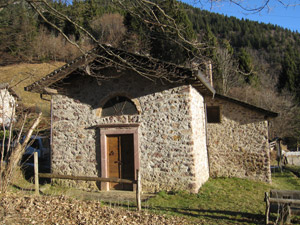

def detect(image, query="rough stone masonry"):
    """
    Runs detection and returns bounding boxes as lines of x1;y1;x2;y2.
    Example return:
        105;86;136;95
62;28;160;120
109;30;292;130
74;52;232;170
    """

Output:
205;96;271;183
51;70;209;193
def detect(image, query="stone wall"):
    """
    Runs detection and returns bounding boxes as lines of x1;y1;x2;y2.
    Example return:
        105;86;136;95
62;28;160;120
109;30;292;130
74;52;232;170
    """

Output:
190;87;209;190
51;70;208;193
205;96;271;183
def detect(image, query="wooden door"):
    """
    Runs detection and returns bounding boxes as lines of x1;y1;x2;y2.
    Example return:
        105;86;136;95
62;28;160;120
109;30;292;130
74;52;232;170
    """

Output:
107;134;134;190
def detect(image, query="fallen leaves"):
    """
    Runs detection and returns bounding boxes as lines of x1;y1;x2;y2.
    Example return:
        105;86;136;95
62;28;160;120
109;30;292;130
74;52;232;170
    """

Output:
0;193;193;224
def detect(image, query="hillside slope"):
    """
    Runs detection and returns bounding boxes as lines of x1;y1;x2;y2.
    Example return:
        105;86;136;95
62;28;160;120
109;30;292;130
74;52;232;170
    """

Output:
0;62;64;116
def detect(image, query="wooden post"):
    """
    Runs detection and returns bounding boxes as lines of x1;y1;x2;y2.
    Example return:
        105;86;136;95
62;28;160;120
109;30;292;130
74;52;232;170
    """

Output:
286;204;291;224
278;140;282;173
136;169;141;211
34;152;39;196
265;192;270;225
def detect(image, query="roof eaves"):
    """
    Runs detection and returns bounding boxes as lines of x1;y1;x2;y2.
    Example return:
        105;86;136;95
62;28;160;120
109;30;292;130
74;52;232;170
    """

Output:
24;45;215;95
24;48;97;93
193;71;216;95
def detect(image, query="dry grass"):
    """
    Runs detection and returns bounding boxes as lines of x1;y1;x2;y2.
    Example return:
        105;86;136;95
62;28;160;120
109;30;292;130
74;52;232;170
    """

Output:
9;166;35;191
0;62;64;116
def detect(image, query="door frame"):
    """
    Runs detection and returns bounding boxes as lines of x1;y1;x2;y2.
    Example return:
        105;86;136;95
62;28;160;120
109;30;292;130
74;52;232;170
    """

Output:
99;124;139;191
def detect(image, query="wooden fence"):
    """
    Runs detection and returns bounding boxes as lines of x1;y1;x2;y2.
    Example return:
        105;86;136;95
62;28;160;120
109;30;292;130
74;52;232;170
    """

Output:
33;152;141;210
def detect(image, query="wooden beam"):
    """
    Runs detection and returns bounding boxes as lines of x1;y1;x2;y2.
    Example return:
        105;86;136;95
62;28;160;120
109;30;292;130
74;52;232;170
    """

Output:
97;123;140;128
271;189;300;195
265;192;270;225
34;152;39;196
38;173;137;184
44;87;58;95
269;198;300;204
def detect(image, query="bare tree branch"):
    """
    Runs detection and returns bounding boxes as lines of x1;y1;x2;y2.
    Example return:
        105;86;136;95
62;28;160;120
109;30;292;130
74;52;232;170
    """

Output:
191;0;300;13
28;1;84;54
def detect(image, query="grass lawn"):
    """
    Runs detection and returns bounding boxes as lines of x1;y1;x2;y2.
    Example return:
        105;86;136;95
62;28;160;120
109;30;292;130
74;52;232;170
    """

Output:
144;170;300;224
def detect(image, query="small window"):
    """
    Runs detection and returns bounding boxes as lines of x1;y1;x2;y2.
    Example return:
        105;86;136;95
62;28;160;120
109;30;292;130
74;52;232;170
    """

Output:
102;96;138;117
207;106;221;123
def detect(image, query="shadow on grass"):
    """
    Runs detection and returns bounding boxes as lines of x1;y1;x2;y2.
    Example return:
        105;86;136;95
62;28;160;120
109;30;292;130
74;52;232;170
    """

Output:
11;184;35;192
284;166;300;177
146;206;265;224
102;199;265;224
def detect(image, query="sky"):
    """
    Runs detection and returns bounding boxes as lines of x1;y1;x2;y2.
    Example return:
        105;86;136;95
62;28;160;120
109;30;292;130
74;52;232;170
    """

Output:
182;0;300;32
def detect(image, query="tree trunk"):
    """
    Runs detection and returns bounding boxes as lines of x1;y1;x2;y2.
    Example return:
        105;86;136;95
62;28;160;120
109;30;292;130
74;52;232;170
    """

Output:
0;112;42;193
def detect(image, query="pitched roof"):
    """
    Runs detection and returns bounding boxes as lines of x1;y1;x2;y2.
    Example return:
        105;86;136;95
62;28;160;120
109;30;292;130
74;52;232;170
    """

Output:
24;45;215;95
215;93;278;117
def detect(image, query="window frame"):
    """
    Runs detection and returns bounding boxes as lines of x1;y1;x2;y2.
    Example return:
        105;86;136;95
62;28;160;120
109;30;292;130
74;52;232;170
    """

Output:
101;96;138;117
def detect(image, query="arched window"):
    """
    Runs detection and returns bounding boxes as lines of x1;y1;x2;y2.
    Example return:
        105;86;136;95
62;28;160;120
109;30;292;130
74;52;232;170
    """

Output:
102;96;138;117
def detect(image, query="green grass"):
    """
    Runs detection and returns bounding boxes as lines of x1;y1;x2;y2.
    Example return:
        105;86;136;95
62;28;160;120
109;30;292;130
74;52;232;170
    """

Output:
272;170;300;190
285;165;300;174
144;171;300;224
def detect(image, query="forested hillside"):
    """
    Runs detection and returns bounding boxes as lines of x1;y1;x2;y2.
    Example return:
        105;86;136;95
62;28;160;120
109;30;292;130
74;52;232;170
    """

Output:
185;5;300;100
0;0;299;146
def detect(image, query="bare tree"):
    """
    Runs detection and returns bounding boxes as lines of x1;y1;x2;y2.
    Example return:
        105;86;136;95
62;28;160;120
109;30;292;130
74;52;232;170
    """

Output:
0;0;209;80
1;0;298;77
0;83;42;193
33;27;83;62
229;86;300;142
215;47;239;95
90;13;126;47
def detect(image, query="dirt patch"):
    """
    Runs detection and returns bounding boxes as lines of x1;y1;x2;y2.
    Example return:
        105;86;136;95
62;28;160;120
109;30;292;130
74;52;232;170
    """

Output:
0;193;194;224
48;188;155;203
